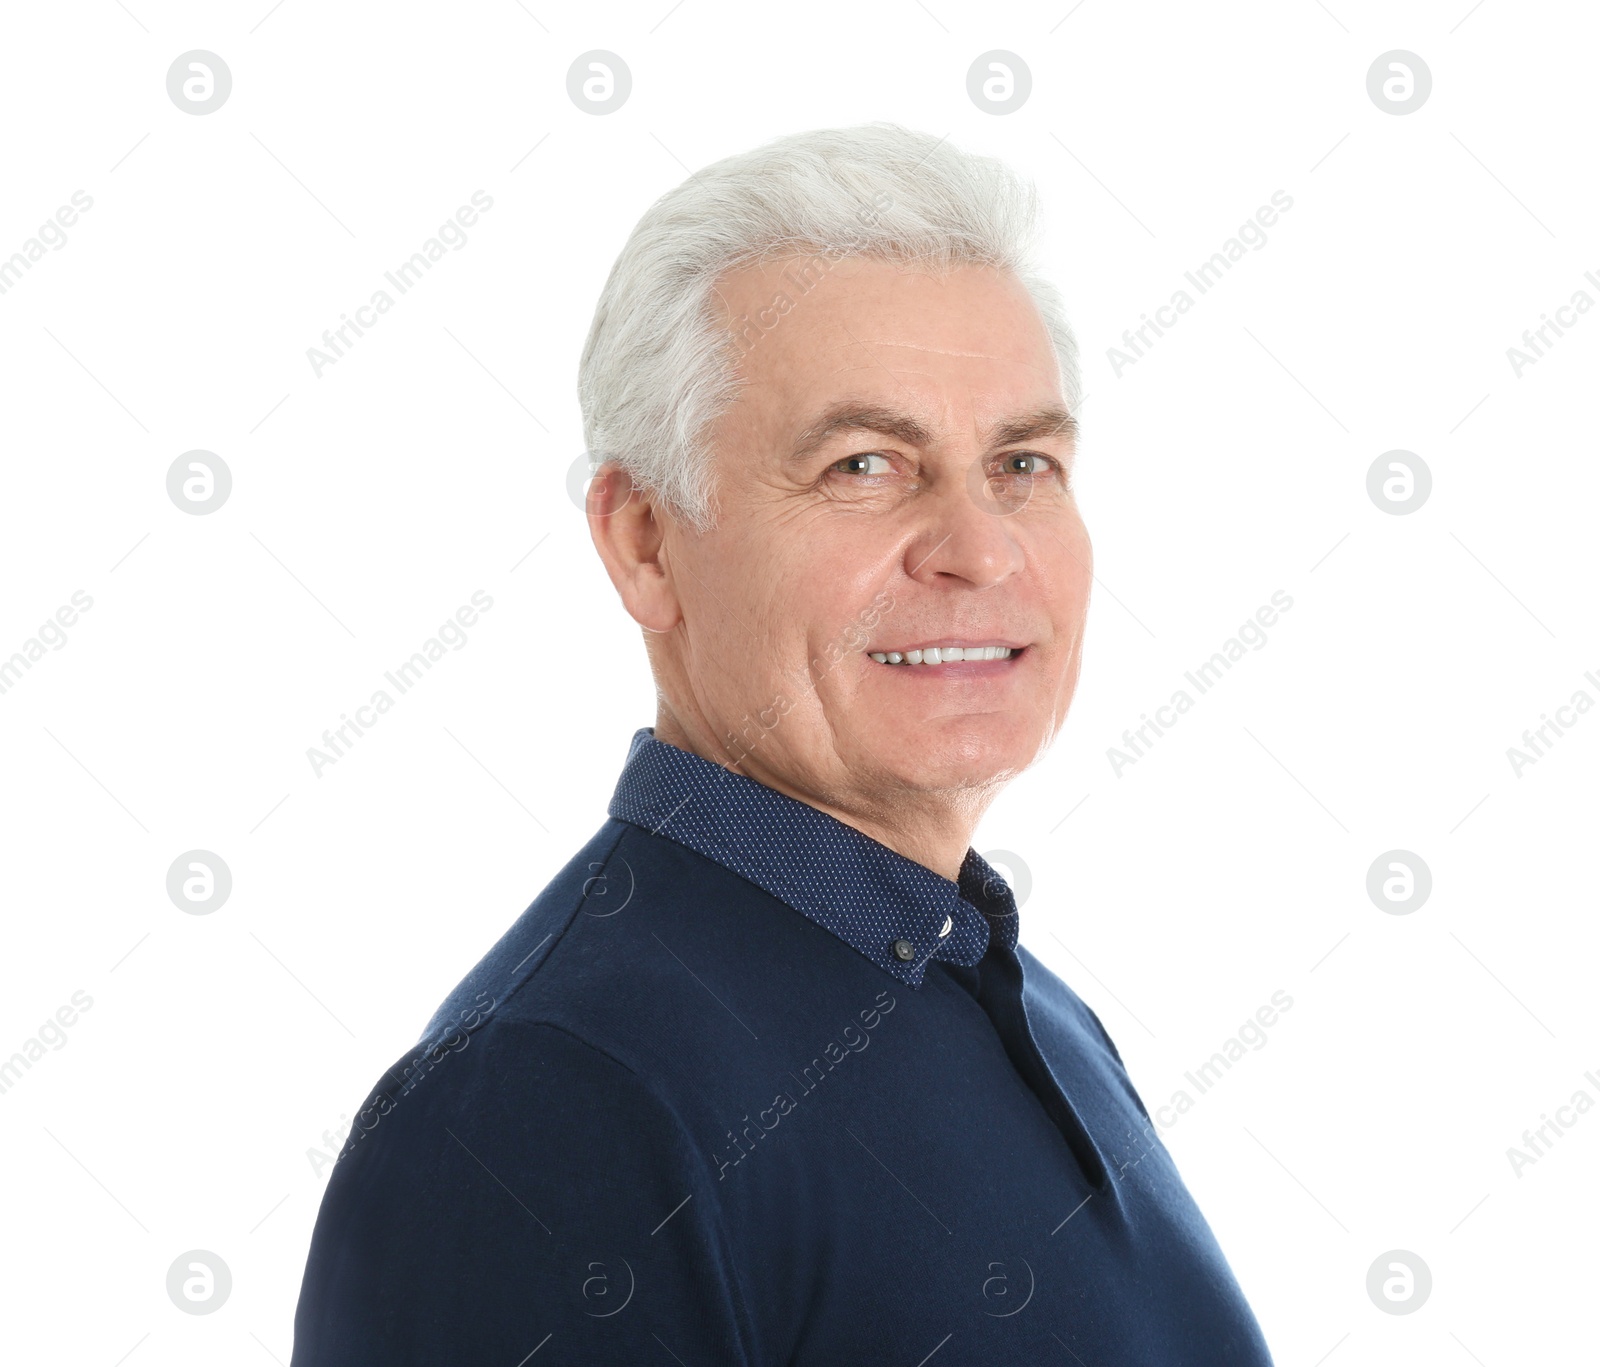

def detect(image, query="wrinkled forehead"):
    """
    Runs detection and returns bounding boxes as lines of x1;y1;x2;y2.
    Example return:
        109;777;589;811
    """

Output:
713;252;1065;446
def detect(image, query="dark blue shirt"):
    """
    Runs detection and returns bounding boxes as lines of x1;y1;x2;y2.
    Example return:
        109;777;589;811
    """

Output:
292;727;1276;1365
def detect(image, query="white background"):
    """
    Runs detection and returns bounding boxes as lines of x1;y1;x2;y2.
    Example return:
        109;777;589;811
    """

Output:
1;1;1595;1362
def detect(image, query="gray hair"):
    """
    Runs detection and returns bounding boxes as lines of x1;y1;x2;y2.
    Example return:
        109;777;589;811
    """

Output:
577;122;1079;532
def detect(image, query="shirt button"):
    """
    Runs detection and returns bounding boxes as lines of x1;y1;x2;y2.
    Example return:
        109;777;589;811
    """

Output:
937;915;952;939
891;939;916;962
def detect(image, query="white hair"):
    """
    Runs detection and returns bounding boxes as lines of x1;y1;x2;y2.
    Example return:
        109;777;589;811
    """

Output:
577;122;1080;532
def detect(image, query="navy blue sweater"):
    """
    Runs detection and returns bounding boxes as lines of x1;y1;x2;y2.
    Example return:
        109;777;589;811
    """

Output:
291;728;1275;1364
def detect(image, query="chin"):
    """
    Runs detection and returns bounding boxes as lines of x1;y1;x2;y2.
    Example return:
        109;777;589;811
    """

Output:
869;716;1038;791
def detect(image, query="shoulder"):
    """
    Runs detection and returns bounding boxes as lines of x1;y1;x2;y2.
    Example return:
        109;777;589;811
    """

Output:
298;1015;756;1363
420;817;852;1084
1018;941;1155;1125
338;1014;696;1175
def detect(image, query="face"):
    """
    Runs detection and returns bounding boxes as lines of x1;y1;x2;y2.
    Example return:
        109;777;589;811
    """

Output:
606;252;1092;828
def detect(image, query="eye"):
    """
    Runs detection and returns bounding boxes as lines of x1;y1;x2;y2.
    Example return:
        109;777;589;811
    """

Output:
832;452;894;476
998;451;1060;476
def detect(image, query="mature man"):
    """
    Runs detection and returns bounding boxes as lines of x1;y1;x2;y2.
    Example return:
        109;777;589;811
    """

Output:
292;124;1275;1364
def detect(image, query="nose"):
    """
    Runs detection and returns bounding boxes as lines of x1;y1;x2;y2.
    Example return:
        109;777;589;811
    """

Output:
903;466;1028;589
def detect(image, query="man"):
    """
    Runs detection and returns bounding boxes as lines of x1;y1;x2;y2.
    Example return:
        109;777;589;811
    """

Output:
291;124;1276;1364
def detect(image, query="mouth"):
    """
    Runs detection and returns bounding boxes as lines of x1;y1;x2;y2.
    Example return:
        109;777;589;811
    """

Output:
865;642;1028;669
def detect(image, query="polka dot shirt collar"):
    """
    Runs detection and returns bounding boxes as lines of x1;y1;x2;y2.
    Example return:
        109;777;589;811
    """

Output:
607;728;1020;987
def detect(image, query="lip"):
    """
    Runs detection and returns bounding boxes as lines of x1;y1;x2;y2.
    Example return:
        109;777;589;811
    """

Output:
866;641;1030;676
867;639;1027;655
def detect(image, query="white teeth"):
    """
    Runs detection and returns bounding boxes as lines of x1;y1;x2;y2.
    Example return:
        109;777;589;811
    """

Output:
873;646;1016;667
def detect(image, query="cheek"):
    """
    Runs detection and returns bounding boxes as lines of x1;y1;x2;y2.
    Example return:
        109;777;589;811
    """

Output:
1055;514;1093;598
1034;532;1091;612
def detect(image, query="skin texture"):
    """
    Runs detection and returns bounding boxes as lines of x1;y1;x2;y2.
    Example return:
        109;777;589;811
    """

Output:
587;252;1092;881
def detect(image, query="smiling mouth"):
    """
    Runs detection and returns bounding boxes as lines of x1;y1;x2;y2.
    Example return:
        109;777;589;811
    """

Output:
866;644;1026;667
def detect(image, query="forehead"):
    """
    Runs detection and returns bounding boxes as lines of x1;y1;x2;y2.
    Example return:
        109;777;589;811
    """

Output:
715;253;1063;436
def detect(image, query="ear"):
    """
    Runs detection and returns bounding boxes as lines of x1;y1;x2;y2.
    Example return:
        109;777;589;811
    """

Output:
585;462;681;633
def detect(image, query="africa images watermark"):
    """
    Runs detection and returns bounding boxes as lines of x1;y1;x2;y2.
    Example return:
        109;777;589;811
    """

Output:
1505;667;1600;777
0;990;95;1097
317;989;498;1173
712;988;896;1180
728;192;895;356
1505;1067;1600;1178
1107;191;1295;377
1505;267;1600;378
1101;989;1296;1184
305;190;494;378
1108;590;1295;775
306;590;494;776
0;190;94;298
722;587;899;773
1150;989;1295;1134
0;590;94;699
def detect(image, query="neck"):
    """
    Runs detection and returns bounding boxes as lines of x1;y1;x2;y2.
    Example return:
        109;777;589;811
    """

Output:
652;704;990;882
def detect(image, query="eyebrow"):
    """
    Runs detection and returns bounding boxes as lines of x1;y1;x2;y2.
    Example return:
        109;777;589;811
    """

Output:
991;405;1079;448
787;401;1077;465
